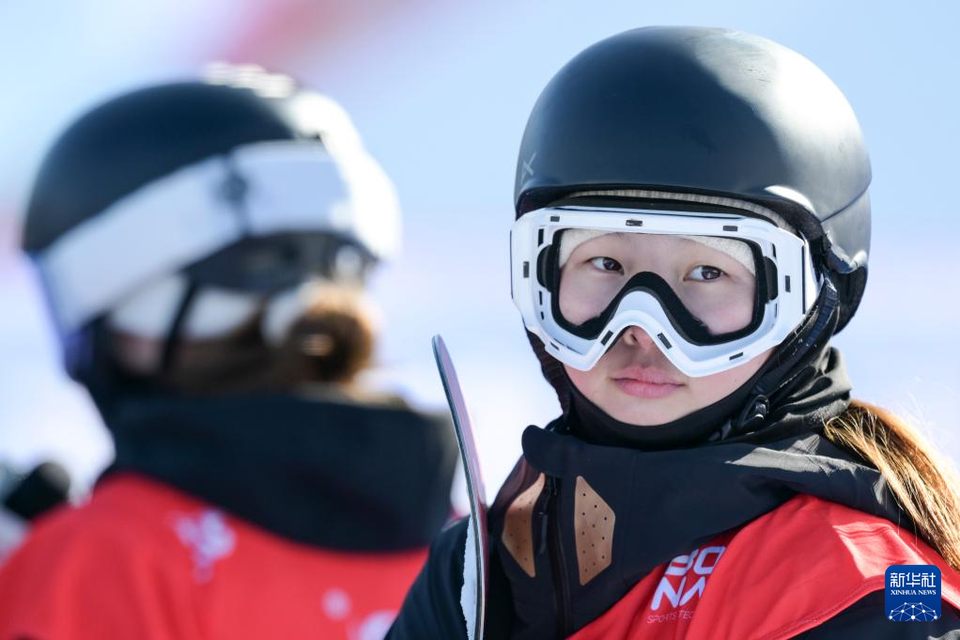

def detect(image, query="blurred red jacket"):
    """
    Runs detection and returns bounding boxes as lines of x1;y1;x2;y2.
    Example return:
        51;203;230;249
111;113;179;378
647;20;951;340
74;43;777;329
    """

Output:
0;473;427;640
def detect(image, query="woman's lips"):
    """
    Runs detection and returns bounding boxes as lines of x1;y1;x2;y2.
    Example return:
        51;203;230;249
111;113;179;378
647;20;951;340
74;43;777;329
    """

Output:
611;366;683;399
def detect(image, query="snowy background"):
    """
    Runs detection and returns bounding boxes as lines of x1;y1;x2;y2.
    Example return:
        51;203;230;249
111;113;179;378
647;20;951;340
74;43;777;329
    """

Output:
1;1;958;499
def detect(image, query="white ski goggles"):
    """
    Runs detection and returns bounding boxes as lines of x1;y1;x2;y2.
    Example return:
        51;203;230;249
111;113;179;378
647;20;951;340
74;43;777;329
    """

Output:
510;206;820;377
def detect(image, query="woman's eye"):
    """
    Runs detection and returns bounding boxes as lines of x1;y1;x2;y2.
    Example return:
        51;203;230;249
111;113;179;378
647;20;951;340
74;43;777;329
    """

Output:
687;265;724;281
589;257;624;274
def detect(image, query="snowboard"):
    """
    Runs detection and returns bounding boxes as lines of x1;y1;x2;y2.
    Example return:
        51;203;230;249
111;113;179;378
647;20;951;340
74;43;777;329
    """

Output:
432;335;488;640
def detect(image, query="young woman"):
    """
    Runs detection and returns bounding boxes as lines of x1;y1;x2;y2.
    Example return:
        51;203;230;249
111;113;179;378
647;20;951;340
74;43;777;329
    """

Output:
387;27;960;639
0;69;457;639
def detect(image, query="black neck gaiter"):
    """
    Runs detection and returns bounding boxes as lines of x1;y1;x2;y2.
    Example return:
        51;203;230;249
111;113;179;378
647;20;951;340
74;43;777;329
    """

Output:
100;390;458;551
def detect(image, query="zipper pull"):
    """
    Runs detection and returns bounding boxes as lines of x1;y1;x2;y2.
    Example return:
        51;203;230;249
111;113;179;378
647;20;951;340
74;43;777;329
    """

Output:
537;476;557;555
538;511;549;556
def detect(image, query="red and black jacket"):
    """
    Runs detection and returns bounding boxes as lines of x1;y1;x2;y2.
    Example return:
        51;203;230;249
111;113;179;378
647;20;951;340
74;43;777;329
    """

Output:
388;422;960;639
0;392;459;639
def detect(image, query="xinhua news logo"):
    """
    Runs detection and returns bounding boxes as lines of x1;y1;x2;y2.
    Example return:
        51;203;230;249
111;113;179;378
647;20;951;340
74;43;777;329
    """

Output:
885;565;941;621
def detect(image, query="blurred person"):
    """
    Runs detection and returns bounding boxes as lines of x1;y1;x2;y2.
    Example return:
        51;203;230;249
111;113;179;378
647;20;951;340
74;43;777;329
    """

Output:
387;27;960;639
0;66;457;639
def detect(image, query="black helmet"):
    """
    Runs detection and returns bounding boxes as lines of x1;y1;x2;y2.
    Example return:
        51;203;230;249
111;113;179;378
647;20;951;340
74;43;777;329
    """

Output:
515;26;870;332
23;65;399;383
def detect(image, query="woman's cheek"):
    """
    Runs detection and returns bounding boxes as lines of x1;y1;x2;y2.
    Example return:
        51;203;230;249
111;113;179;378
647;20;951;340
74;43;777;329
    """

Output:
690;349;770;402
565;364;601;399
717;307;753;334
559;281;601;325
704;289;755;334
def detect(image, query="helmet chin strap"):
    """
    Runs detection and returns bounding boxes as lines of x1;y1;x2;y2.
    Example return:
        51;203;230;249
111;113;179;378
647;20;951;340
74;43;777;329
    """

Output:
158;280;200;374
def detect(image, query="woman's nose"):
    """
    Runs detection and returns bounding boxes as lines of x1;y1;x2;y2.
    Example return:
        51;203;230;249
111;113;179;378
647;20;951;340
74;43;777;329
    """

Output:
621;325;657;349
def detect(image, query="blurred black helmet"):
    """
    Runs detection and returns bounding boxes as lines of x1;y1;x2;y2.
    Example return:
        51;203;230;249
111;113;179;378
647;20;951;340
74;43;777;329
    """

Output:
23;65;399;382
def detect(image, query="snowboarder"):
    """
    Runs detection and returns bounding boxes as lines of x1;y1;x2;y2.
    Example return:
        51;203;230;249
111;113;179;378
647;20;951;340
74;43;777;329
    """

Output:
387;27;960;639
0;66;458;639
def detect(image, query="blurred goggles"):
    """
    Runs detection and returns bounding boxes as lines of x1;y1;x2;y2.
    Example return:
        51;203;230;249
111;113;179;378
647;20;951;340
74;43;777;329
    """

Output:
510;206;819;377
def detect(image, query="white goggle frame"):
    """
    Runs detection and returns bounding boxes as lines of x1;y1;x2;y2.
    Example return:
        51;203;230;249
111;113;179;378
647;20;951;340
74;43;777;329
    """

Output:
510;206;820;377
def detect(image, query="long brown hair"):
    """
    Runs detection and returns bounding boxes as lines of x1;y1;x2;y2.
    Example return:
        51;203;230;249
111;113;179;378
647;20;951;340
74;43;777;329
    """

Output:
823;400;960;572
